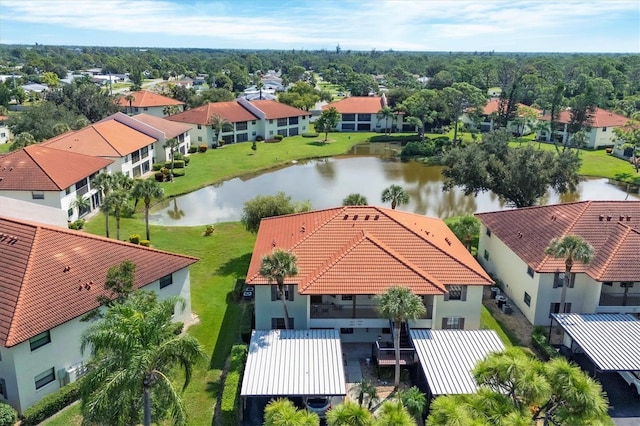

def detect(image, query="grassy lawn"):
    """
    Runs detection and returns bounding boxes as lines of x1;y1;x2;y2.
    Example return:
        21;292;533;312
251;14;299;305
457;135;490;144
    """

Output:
480;305;516;347
46;217;257;426
0;143;10;153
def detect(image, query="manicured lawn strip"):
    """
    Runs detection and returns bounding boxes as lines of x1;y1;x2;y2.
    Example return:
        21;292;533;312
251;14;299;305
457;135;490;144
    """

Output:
41;402;82;425
480;305;516;347
0;143;10;153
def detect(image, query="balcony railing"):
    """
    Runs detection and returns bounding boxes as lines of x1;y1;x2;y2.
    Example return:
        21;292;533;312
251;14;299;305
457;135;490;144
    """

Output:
76;185;89;196
599;292;640;306
310;303;433;320
374;341;416;366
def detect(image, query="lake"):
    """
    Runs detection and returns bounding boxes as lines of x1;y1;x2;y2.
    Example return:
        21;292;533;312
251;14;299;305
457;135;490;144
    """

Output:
148;144;639;226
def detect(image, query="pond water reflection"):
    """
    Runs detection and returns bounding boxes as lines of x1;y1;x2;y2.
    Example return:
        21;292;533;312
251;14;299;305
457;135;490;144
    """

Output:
149;144;638;226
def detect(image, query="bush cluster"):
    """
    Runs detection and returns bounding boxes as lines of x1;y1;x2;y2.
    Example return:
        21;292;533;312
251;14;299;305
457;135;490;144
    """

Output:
369;134;421;143
165;160;185;169
204;224;215;236
198;144;208;153
188;146;198;154
139;239;150;247
302;132;319;138
128;234;141;244
274;134;284;141
220;345;248;426
255;135;264;142
0;403;17;426
152;163;163;171
20;381;82;426
172;169;185;177
68;219;85;230
532;326;560;361
240;304;254;344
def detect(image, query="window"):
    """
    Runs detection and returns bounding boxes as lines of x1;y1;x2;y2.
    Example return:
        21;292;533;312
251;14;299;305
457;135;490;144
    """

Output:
357;113;371;121
252;131;256;136
549;302;572;317
603;281;613;286
132;165;141;178
527;266;534;278
602;127;607;132
442;317;465;330
237;133;248;143
269;119;273;124
524;292;531;306
132;150;140;163
236;121;248;131
342;123;355;131
278;129;288;137
0;378;6;399
342;114;355;122
271;318;294;329
142;161;150;174
277;118;287;127
143;107;148;111
197;136;202;142
197;124;202;129
32;191;45;200
553;272;575;288
486;228;492;237
444;285;466;301
271;285;294;301
289;117;298;125
341;295;353;301
483;250;490;261
65;187;71;195
67;209;73;218
222;135;234;144
289;128;299;136
340;328;354;334
141;146;149;158
252;120;256;125
269;130;274;135
34;368;55;390
310;295;323;304
29;331;51;351
159;274;173;289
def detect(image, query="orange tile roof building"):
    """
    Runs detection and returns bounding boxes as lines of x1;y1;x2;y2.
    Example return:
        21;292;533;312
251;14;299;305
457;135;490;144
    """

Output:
246;206;493;339
322;95;405;133
537;107;630;148
116;90;185;118
476;200;640;325
0;145;112;221
460;98;542;136
167;98;311;147
0;215;197;413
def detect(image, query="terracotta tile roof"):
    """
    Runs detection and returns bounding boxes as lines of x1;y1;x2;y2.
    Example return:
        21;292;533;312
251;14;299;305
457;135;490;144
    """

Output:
0;145;112;191
539;107;629;128
0;216;198;347
323;97;386;114
131;113;193;139
246;206;493;295
167;101;257;125
479;99;541;116
249;100;310;119
116;90;184;108
41;119;157;157
475;201;640;280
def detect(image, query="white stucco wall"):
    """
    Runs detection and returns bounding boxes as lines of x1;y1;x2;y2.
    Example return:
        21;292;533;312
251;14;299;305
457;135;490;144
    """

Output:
254;285;308;329
431;286;484;330
0;123;11;144
0;190;62;210
0;267;192;413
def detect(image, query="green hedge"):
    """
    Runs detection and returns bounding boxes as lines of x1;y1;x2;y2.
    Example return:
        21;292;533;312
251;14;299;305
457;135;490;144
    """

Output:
532;327;560;361
188;146;198;154
172;169;185;177
68;219;85;230
240;304;254;344
0;403;17;426
302;132;319;138
220;345;248;426
21;380;82;426
165;160;185;169
274;134;284;141
152;163;164;171
369;134;421;143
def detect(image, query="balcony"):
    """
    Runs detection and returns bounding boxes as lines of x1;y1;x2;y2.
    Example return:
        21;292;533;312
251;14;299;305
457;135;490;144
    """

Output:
599;292;640;307
76;185;89;196
310;303;433;320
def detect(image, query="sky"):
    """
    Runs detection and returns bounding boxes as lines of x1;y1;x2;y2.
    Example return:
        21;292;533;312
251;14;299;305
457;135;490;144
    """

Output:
0;0;638;53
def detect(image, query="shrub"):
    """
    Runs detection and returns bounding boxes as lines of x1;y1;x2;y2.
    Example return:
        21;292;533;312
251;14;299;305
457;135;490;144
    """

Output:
220;345;248;426
172;169;185;177
255;135;264;142
369;134;421;143
240;304;254;344
165;160;185;169
302;132;319;138
274;134;284;141
183;156;190;165
120;203;136;219
68;219;85;230
173;152;184;161
198;144;208;153
188;146;198;154
401;141;436;158
139;239;150;247
128;234;141;244
21;380;81;426
532;327;560;361
152;163;164;171
0;403;17;426
154;172;164;182
204;224;215;236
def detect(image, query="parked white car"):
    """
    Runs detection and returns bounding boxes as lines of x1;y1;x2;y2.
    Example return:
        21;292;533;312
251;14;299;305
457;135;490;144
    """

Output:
618;370;640;399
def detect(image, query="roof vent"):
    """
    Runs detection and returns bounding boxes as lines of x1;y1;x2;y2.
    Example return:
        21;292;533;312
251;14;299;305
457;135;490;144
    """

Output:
353;215;358;220
8;167;12;171
606;215;612;221
374;215;379;220
425;230;430;236
619;215;624;221
445;237;451;246
599;215;604;221
343;214;349;220
63;266;71;272
627;215;631;221
550;215;556;221
365;215;370;220
518;232;523;239
301;225;306;233
271;239;276;248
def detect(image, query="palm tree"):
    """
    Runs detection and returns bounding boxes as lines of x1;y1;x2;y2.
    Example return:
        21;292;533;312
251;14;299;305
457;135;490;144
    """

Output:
80;292;205;426
376;286;426;388
208;113;230;147
351;380;378;409
343;193;368;206
92;172;114;237
378;106;394;135
544;235;594;315
448;216;480;252
326;400;375;426
163;138;180;181
259;249;299;330
397;386;427;421
124;94;135;112
375;400;416;426
381;185;410;210
69;193;91;219
264;398;320;426
162;105;180;117
104;189;131;240
131;179;164;240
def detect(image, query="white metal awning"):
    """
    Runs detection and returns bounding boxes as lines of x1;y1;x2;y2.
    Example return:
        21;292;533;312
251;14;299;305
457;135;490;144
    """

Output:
410;329;505;395
240;329;346;397
552;313;640;371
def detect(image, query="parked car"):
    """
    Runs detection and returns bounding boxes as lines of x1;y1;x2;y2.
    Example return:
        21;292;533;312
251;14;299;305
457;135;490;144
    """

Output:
303;396;331;418
242;285;254;301
618;370;640;399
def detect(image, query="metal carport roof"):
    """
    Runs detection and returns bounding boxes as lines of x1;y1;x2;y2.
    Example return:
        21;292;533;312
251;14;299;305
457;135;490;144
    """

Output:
410;329;505;395
240;329;346;397
552;313;640;371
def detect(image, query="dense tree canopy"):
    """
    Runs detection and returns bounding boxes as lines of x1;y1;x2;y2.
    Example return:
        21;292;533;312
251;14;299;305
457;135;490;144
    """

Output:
241;192;311;232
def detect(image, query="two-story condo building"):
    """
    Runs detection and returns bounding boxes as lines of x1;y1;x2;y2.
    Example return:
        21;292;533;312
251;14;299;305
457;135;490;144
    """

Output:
460;99;541;135
116;90;185;117
0;216;197;413
245;206;494;343
0;145;112;222
323;95;405;133
476;201;640;326
166;99;311;146
537;107;629;148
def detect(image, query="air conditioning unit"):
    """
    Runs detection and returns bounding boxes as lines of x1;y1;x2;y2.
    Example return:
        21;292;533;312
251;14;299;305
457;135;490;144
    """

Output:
66;367;80;384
